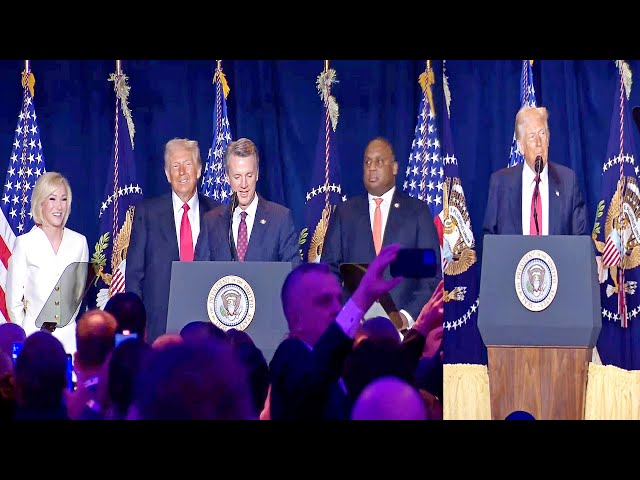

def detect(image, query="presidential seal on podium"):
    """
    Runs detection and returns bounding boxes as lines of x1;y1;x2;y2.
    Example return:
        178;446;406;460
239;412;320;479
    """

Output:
207;275;256;331
514;249;558;312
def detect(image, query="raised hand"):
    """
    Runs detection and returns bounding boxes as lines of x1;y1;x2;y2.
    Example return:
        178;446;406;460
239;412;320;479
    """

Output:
351;244;403;313
413;279;444;337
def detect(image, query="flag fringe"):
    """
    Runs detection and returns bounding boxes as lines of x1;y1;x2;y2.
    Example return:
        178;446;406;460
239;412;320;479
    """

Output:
316;69;339;131
108;72;136;149
616;60;632;99
443;61;451;118
21;71;35;98
419;68;435;116
213;69;231;99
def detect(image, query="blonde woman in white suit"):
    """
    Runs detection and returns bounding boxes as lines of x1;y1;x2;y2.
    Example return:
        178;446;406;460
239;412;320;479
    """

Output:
6;172;89;355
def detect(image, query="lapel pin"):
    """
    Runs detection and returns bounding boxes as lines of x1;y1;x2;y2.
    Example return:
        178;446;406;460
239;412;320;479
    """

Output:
555;190;559;197
394;203;400;208
260;218;266;225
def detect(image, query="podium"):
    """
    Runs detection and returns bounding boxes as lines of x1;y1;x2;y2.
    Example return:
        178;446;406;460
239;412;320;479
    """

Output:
166;261;293;362
35;261;96;331
477;235;601;420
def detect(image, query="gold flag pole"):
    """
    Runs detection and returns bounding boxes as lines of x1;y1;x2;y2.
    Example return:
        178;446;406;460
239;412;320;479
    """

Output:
116;60;122;75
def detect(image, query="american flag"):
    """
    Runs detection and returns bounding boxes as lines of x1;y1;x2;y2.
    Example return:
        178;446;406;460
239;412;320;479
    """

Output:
507;60;537;167
592;60;640;369
0;67;46;323
201;62;233;204
92;65;143;310
403;62;446;270
300;65;346;263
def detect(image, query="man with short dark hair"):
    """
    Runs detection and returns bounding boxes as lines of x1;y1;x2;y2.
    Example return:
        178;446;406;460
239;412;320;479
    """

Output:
321;137;442;330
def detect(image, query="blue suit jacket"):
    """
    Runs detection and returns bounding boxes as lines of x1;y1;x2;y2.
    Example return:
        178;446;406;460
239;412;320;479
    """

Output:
321;188;442;321
194;194;302;266
125;193;220;343
482;161;588;236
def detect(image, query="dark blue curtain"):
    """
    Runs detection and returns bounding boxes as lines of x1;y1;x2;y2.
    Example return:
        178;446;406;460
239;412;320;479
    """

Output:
0;59;637;273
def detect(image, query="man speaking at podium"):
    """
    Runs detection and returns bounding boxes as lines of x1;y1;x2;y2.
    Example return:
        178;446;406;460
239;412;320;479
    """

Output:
483;106;588;237
194;138;302;266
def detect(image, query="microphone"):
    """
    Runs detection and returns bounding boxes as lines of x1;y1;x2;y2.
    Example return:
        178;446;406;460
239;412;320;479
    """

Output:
228;191;237;261
533;155;542;235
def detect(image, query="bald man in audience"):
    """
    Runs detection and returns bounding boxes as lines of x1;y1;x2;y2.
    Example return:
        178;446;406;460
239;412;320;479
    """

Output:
151;333;184;351
66;309;118;420
351;376;427;420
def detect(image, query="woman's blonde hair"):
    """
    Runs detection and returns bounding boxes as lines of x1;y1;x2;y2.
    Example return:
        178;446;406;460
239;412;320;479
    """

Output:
30;172;72;226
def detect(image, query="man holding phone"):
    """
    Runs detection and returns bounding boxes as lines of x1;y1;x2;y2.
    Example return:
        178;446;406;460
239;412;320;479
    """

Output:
321;137;442;330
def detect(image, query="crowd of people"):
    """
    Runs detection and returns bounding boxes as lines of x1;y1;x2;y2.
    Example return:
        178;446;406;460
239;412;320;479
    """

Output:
0;129;447;420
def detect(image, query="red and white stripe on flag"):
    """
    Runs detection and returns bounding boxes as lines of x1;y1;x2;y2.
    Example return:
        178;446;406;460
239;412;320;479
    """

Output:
602;230;622;267
0;209;17;323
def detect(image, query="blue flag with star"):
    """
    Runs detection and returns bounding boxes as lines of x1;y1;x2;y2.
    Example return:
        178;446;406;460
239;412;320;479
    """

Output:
201;64;233;204
439;62;487;365
91;69;143;309
592;60;640;370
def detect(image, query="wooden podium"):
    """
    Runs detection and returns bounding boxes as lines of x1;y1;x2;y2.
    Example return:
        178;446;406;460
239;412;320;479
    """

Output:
478;235;601;420
487;346;592;420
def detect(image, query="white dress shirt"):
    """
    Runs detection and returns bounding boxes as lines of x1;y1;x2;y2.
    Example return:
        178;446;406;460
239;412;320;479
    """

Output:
5;225;90;354
171;191;201;256
522;162;549;236
232;193;259;246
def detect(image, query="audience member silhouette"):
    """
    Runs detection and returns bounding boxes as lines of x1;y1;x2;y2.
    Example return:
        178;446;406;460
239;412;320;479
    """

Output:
13;331;69;420
180;320;227;343
351;376;427;420
105;338;151;420
104;291;148;341
226;328;270;417
129;337;255;420
0;323;26;361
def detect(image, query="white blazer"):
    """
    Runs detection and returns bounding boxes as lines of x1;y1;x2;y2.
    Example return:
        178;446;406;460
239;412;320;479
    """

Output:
6;225;89;354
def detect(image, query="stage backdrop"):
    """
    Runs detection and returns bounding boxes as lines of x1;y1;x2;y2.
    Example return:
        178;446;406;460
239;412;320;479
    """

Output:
0;59;638;273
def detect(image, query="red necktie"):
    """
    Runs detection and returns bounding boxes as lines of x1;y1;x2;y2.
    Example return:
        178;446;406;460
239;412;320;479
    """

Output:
180;203;194;261
529;176;542;235
237;211;248;261
372;197;383;255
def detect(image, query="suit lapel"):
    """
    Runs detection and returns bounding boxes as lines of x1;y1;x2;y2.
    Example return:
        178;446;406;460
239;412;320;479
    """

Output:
383;190;404;246
161;195;180;259
547;162;561;235
510;164;524;234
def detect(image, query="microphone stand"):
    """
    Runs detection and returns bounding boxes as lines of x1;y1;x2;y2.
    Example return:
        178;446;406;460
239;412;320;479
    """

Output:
228;192;237;261
533;157;542;235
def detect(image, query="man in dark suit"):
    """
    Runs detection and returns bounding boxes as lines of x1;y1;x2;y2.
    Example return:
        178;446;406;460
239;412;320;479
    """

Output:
126;138;220;344
483;106;588;236
321;136;442;330
194;137;301;266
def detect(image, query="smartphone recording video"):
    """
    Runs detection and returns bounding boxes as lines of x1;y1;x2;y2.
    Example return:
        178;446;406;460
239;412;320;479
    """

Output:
115;331;138;347
11;342;23;365
389;248;438;279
